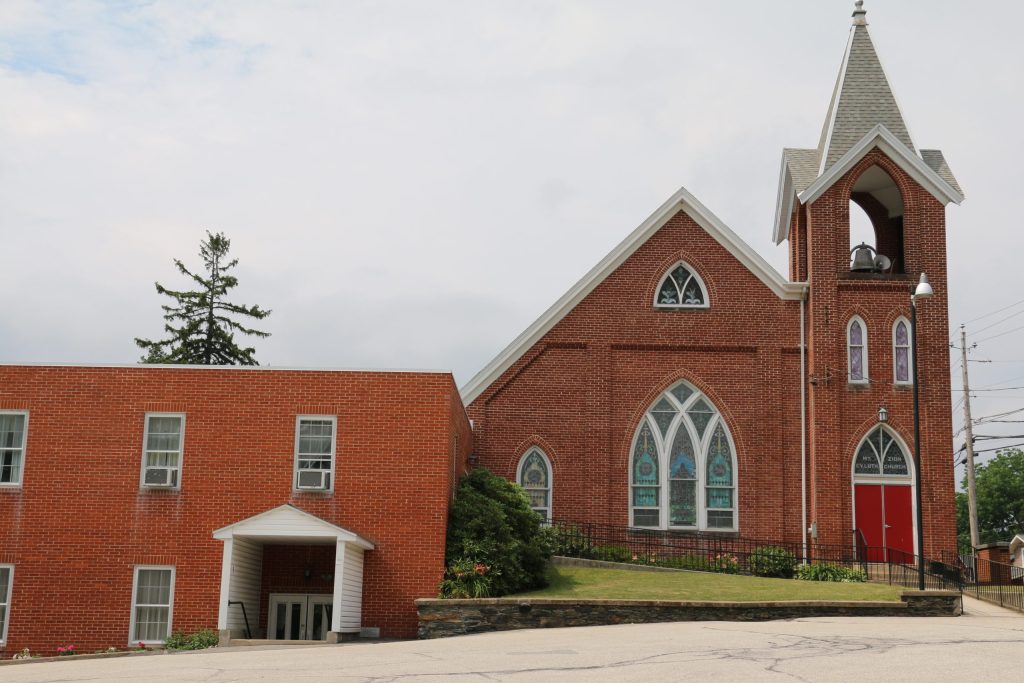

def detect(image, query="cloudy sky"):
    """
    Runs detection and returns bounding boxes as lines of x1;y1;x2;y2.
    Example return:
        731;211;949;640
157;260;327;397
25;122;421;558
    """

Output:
2;1;1022;467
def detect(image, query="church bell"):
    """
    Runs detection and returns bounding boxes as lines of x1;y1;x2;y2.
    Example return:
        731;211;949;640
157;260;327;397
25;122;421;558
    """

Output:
850;243;877;272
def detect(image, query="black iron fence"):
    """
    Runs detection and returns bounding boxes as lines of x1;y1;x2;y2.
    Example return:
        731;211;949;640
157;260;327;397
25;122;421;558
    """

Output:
956;553;1024;612
549;520;962;591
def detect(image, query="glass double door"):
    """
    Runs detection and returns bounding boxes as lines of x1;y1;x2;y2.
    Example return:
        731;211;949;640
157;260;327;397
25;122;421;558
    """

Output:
268;594;333;641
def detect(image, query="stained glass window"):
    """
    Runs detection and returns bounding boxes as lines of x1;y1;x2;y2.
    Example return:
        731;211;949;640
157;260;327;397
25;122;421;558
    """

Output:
848;318;867;382
518;448;551;521
669;424;697;526
854;426;910;478
687;399;714;440
655;262;707;308
894;319;911;383
651;398;677;437
629;382;737;531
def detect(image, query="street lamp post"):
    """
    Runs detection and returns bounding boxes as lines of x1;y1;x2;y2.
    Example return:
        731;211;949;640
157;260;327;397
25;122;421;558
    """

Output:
910;272;933;591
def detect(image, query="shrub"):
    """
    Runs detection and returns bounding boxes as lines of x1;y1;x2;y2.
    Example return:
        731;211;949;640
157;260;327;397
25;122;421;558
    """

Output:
165;628;219;651
794;563;867;583
439;558;494;598
593;544;634;563
550;524;595;559
749;546;797;578
442;468;553;597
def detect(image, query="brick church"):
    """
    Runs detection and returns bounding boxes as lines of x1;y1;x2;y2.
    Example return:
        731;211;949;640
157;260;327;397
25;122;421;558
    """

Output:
0;2;961;656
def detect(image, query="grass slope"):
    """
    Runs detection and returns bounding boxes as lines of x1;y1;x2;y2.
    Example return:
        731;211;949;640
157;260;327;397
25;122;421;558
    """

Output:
513;565;903;602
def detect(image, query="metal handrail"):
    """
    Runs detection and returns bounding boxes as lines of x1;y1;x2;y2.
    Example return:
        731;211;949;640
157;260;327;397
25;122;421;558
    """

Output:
227;600;252;639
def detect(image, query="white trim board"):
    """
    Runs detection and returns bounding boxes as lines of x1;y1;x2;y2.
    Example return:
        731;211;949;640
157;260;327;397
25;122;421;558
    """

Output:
799;125;963;207
212;504;374;550
460;186;808;404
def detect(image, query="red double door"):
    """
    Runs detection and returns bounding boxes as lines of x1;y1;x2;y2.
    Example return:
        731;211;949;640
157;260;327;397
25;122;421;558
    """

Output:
854;484;914;563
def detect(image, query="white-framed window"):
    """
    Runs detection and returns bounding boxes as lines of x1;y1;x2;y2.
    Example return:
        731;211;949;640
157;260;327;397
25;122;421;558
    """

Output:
853;425;912;479
294;416;336;491
847;316;869;384
141;414;185;489
517;447;552;522
129;566;175;645
654;261;709;308
0;564;13;646
893;317;912;384
0;411;28;487
630;382;737;531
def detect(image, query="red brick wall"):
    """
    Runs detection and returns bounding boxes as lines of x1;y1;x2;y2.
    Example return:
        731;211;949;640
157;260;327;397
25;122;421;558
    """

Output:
0;366;470;656
469;150;956;557
467;208;806;541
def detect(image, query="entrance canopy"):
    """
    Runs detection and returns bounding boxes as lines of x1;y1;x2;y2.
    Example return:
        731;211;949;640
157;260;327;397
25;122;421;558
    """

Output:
213;504;375;548
213;504;373;641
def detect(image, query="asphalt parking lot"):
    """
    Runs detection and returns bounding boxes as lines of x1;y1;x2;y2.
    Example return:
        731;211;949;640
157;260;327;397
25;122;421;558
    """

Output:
3;597;1021;682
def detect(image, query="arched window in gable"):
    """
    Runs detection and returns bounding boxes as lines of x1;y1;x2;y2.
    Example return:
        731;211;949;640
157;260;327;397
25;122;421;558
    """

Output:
853;425;911;479
629;382;737;531
893;317;912;385
655;262;709;308
847;316;868;384
518;448;552;522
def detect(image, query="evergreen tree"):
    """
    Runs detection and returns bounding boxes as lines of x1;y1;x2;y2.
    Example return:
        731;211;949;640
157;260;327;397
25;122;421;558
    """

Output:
135;231;271;365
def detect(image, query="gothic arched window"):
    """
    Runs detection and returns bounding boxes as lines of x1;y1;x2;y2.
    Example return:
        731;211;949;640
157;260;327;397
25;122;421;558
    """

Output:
518;447;552;522
630;382;737;530
654;262;709;308
847;316;868;384
893;317;912;384
853;426;911;478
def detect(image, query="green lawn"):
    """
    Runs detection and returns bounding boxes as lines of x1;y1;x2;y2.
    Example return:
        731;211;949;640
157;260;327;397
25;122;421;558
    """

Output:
512;565;904;602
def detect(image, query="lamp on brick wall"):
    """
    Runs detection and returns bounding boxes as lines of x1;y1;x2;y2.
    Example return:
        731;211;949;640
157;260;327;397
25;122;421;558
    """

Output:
911;273;933;591
878;406;888;423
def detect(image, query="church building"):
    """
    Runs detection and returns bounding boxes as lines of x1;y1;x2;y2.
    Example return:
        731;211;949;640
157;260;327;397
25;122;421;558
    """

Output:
464;0;961;559
0;2;962;657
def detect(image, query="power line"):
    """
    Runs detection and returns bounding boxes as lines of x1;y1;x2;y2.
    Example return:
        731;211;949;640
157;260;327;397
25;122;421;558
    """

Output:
974;324;1024;344
970;306;1024;335
962;296;1024;326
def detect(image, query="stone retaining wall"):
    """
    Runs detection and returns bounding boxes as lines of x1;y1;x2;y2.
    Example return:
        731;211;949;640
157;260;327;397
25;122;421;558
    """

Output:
416;592;961;639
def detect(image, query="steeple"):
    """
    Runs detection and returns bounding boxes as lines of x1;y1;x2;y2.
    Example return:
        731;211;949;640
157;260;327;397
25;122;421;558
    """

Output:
816;0;915;174
771;2;963;246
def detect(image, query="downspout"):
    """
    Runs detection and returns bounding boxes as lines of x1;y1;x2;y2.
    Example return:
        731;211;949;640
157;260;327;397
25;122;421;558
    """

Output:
800;292;808;563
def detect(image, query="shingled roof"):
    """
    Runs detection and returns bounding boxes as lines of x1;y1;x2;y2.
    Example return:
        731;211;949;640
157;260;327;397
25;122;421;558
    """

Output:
772;1;963;245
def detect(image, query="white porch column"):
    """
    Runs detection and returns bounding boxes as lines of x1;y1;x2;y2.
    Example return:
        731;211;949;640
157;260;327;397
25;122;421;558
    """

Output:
331;539;347;634
217;537;234;634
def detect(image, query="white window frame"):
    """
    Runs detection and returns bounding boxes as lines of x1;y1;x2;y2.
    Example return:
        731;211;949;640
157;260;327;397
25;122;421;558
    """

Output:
128;565;175;646
0;564;13;646
892;316;912;385
293;415;337;492
517;447;553;523
629;383;739;532
0;410;28;488
140;413;185;490
847;316;869;384
653;260;711;309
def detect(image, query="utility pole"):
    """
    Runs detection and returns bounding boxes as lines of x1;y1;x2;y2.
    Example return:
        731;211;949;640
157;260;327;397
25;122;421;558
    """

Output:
960;324;980;549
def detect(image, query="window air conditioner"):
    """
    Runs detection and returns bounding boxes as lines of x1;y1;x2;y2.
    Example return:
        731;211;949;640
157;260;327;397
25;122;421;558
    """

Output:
296;469;327;490
144;467;174;487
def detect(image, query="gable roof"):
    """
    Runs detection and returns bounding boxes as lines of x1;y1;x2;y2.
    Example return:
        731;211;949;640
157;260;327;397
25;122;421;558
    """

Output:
212;503;375;549
461;187;807;404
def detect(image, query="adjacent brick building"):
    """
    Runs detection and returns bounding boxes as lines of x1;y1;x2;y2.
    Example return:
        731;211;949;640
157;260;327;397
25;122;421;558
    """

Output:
0;366;471;653
0;3;963;657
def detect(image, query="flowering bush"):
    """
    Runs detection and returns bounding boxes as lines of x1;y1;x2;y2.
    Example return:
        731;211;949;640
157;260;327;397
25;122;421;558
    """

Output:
707;553;741;574
56;645;76;656
749;546;798;578
12;648;34;660
439;557;495;598
443;468;552;598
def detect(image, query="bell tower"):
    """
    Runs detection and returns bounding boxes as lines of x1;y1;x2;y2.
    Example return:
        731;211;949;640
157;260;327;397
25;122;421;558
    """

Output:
771;2;963;556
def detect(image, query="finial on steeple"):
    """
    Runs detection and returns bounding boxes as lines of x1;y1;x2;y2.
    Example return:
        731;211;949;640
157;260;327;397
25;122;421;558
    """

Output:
852;0;868;26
